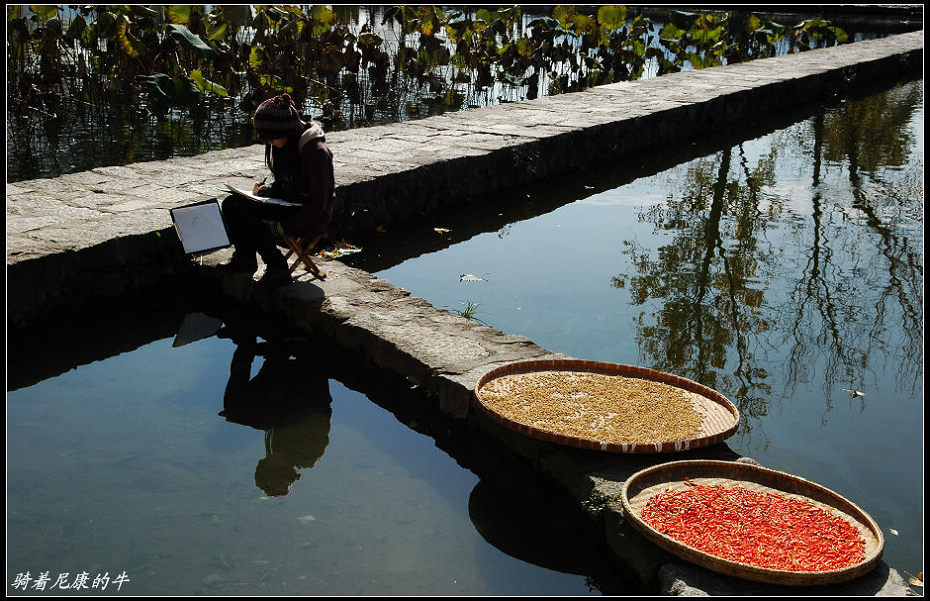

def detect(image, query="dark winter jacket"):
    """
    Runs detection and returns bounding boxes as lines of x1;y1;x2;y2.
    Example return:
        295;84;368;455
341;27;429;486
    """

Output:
264;122;335;238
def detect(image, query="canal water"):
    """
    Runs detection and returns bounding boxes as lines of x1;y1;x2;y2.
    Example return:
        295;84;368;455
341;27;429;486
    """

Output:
6;78;923;594
7;323;631;595
360;78;924;583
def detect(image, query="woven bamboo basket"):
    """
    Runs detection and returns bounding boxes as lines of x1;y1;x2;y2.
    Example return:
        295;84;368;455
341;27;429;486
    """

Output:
473;359;739;453
621;460;884;586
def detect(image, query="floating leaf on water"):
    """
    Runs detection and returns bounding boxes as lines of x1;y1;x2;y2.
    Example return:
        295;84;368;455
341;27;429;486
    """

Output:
319;245;361;259
319;239;361;259
889;528;899;535
460;273;488;282
297;514;316;523
434;227;450;234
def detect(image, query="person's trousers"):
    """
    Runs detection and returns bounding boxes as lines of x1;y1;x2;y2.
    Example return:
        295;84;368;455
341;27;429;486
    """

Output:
221;194;297;270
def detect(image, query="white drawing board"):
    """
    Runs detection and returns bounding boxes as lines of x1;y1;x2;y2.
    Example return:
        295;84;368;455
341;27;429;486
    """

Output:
170;199;231;255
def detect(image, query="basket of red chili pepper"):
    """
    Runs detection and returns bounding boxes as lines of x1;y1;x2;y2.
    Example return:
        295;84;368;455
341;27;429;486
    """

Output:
621;460;884;586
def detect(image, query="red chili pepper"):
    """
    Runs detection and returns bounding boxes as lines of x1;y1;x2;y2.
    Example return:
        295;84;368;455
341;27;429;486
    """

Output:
641;481;866;572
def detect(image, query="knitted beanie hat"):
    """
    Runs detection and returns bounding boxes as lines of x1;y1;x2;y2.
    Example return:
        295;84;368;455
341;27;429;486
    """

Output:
253;93;304;141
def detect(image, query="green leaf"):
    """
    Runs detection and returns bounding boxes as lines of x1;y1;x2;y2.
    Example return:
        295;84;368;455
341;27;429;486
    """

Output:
419;7;439;36
475;9;495;24
168;23;217;59
166;5;192;24
146;73;200;104
207;22;227;42
249;45;264;68
597;5;626;29
310;4;334;35
573;14;594;34
29;5;58;21
552;5;575;29
190;69;228;96
692;25;722;44
117;16;143;58
659;22;685;41
258;74;292;93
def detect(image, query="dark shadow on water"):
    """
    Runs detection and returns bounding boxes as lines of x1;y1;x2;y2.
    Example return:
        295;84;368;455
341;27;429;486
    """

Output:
217;324;333;498
7;278;193;391
468;476;631;595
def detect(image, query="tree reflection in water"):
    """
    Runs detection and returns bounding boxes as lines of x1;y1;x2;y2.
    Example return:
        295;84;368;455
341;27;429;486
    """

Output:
612;81;923;441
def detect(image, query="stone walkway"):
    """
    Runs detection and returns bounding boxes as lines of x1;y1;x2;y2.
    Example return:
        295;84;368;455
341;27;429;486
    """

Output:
6;30;923;595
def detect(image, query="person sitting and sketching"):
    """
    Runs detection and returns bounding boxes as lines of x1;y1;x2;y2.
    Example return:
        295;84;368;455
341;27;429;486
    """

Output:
220;331;333;497
219;93;336;287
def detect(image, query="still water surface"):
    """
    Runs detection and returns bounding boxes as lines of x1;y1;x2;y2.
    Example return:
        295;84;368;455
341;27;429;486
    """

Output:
8;332;623;595
7;80;923;593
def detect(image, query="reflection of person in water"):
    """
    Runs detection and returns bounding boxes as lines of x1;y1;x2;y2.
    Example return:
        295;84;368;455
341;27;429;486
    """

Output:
219;329;332;497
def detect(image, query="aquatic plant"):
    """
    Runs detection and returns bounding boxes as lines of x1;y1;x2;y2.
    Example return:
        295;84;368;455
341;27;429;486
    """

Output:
6;5;850;180
7;5;850;113
450;300;484;322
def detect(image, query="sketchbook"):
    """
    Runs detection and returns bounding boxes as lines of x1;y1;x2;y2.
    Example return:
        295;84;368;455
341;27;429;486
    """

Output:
170;198;231;255
226;184;301;207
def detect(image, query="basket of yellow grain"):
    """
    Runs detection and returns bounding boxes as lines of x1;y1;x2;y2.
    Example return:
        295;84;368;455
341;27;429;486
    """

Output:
473;359;739;453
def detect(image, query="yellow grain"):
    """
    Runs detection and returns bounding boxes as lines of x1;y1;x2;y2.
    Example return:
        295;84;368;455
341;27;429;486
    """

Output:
477;370;705;445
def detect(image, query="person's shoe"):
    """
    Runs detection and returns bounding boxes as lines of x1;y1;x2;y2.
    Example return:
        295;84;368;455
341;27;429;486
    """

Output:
216;255;257;274
256;266;293;288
